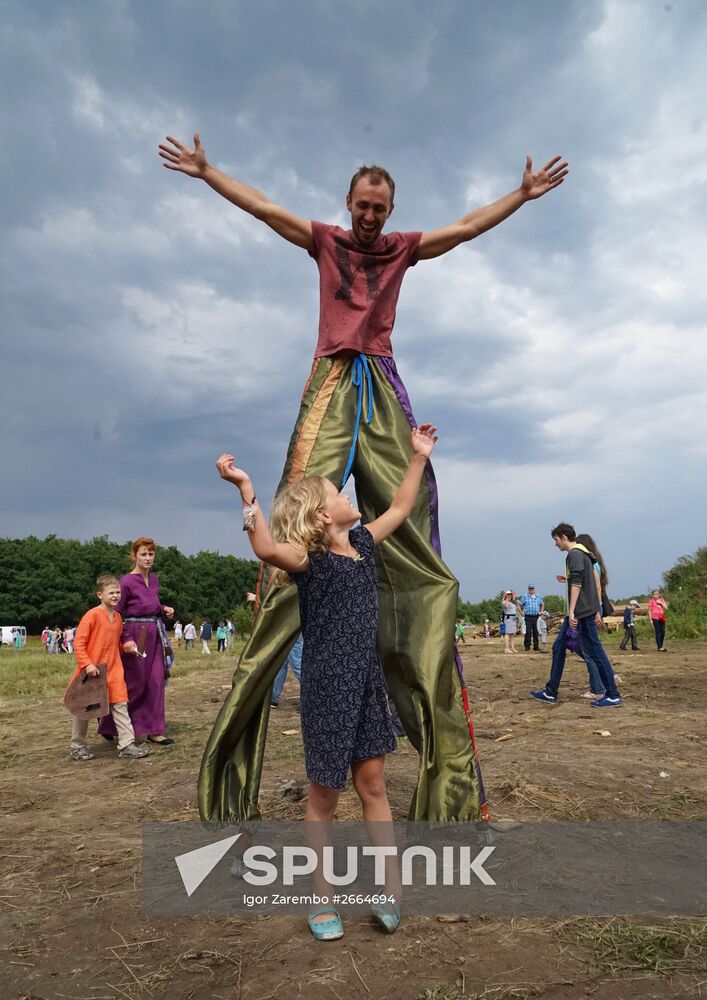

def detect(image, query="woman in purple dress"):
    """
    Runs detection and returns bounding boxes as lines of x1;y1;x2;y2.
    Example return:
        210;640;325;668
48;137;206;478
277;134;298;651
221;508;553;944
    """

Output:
98;536;175;745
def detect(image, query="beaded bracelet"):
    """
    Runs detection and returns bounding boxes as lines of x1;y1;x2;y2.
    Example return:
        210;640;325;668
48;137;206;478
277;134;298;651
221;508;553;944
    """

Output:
242;497;257;532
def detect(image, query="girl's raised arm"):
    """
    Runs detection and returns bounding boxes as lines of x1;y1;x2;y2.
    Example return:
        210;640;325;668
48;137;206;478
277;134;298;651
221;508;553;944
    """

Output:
365;424;438;545
215;454;309;574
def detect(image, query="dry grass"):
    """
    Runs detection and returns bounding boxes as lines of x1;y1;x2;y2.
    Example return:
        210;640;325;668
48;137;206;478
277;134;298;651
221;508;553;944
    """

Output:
490;772;593;820
564;918;707;975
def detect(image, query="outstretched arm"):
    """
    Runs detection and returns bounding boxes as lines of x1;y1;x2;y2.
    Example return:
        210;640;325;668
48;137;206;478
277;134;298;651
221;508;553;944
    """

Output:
416;154;568;261
159;132;314;251
365;424;438;545
215;454;310;573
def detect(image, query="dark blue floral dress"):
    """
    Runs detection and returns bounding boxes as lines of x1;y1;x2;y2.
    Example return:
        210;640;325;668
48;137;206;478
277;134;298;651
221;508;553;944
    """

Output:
293;525;396;788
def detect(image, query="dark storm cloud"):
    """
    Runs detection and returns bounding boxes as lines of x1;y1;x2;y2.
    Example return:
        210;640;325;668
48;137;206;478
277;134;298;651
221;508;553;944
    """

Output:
3;0;707;599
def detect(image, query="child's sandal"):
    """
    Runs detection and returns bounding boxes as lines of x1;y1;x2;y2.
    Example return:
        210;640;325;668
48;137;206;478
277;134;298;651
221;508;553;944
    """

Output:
69;746;95;761
307;906;344;941
371;898;401;933
118;743;150;759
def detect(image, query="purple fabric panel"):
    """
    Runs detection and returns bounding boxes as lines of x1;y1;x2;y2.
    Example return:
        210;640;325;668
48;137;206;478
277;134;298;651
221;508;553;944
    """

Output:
376;356;442;556
378;356;470;698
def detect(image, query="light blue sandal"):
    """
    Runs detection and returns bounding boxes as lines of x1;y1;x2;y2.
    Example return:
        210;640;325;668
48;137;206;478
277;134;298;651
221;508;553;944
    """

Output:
307;906;344;941
371;899;401;933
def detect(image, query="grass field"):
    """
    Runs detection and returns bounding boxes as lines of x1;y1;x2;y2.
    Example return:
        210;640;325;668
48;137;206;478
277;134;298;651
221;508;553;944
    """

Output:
1;636;705;999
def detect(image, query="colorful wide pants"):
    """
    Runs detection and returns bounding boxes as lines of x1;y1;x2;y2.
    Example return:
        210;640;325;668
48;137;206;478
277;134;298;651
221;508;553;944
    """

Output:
198;354;487;822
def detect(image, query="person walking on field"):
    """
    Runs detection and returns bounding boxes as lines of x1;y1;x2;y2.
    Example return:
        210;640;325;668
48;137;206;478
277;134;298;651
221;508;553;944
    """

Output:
536;610;549;653
183;621;196;650
97;537;176;747
648;589;668;651
531;523;621;707
270;633;303;709
67;575;149;761
518;585;544;652
620;600;640;651
200;620;212;655
575;531;621;697
159;130;568;824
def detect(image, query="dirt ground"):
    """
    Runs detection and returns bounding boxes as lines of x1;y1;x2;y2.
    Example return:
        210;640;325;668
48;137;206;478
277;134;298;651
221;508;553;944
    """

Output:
1;638;706;1000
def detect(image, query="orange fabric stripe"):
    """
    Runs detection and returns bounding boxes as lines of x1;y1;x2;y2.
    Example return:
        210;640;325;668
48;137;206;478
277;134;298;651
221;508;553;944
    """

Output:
288;358;346;484
299;357;319;400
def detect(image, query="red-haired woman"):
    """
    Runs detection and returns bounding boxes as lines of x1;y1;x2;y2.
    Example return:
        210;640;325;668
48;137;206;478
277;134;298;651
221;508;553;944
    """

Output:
98;537;176;745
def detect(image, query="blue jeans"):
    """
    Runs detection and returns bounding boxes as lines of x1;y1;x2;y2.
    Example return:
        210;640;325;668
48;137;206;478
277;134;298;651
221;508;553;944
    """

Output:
271;634;303;705
652;619;666;649
546;617;619;699
582;652;606;695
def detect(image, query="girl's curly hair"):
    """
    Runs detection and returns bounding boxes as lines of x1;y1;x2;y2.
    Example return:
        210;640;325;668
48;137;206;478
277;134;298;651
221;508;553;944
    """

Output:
268;476;330;587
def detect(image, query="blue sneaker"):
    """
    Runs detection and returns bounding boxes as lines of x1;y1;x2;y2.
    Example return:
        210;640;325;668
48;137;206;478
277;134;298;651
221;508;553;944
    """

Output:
591;696;622;708
530;689;557;703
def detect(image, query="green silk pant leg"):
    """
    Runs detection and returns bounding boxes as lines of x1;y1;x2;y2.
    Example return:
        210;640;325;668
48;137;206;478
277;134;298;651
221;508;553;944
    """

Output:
198;358;352;821
197;582;302;821
352;360;483;822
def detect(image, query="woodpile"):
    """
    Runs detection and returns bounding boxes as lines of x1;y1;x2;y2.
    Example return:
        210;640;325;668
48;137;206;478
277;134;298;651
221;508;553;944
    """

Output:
602;616;623;633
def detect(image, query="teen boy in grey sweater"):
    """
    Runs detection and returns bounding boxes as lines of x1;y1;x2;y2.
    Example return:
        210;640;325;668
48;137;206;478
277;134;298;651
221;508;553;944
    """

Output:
531;523;622;707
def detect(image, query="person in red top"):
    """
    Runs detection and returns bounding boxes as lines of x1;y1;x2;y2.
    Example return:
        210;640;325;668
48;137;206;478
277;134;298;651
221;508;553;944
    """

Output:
159;133;568;825
648;589;669;651
68;575;150;761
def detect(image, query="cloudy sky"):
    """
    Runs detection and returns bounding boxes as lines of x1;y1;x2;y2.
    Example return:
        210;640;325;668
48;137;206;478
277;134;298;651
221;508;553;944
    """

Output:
2;0;706;602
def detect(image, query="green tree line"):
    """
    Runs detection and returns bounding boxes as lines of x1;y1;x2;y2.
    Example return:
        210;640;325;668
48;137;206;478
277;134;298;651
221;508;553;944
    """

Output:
0;535;259;632
659;543;707;638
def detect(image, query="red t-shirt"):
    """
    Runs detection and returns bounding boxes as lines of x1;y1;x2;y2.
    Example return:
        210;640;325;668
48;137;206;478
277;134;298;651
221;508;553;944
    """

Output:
309;221;422;357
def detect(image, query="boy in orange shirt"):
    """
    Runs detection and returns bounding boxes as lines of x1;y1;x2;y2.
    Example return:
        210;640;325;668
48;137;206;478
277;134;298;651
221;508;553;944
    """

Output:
68;574;150;761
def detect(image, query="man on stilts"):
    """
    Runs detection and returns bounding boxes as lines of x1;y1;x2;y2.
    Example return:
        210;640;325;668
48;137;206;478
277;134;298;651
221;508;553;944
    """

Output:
159;133;568;822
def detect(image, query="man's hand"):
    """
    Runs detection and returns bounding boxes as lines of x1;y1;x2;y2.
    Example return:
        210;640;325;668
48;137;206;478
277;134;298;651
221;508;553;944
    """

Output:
521;155;568;200
158;132;208;178
85;664;99;678
410;423;438;460
569;612;579;628
216;453;253;492
595;612;605;630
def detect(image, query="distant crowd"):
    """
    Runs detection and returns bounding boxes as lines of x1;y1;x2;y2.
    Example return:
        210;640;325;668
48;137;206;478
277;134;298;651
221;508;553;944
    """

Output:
40;618;238;656
41;626;76;654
